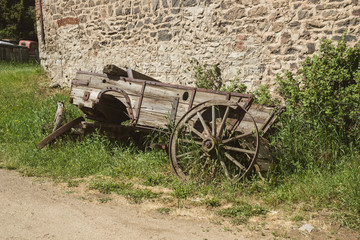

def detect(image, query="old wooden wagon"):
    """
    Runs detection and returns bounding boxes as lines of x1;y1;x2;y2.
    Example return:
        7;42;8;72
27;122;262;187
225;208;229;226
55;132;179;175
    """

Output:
38;66;281;183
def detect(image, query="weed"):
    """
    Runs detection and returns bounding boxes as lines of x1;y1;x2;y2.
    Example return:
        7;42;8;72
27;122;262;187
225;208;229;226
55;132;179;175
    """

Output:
253;84;279;106
89;178;159;203
271;230;288;238
172;184;193;199
332;212;360;230
204;197;221;208
291;215;304;222
124;188;160;203
67;180;80;187
144;174;167;186
217;202;267;224
89;178;132;194
187;58;222;90
220;69;248;93
98;197;112;203
157;207;171;214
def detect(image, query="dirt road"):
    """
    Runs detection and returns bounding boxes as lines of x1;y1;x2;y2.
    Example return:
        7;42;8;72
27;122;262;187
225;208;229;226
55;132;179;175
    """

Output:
0;168;245;240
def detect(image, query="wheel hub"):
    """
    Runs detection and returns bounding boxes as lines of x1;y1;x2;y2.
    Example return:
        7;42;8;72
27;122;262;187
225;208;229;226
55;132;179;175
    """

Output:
202;137;217;152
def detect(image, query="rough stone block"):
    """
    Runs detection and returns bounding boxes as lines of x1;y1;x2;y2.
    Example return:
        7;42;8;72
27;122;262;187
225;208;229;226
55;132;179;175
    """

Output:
298;10;308;20
289;21;300;28
248;6;268;17
306;43;315;54
116;7;122;16
307;21;325;28
172;0;179;7
134;7;140;14
158;30;172;41
152;0;159;11
224;7;246;20
281;32;291;44
272;23;283;33
136;21;144;28
182;0;197;7
285;47;298;54
162;0;169;8
352;8;360;16
336;19;351;27
171;8;180;14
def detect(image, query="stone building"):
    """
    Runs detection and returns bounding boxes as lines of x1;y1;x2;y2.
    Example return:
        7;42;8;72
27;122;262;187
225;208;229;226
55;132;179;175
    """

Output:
35;0;360;92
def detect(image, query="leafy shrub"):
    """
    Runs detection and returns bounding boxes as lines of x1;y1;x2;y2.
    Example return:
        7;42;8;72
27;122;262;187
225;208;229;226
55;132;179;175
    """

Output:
276;36;360;142
187;59;222;90
267;36;360;229
253;84;279;106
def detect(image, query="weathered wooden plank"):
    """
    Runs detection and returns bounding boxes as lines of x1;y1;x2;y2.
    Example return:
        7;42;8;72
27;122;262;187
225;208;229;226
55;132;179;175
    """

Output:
70;86;101;108
139;97;188;118
76;72;251;107
136;111;170;128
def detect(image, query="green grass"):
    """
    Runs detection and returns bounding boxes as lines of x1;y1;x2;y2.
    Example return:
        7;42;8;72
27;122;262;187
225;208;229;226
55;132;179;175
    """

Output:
89;177;160;203
217;202;267;224
0;62;359;230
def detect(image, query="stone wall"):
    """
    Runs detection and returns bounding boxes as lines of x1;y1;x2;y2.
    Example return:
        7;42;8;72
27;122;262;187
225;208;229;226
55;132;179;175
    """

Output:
36;0;360;92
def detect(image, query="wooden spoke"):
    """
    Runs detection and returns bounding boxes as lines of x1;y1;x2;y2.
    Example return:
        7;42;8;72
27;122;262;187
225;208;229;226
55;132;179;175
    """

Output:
212;105;216;136
196;112;211;137
223;146;256;155
223;132;253;144
186;124;205;139
224;152;246;171
226;108;246;133
181;138;203;145
176;151;193;158
219;157;231;181
217;106;230;138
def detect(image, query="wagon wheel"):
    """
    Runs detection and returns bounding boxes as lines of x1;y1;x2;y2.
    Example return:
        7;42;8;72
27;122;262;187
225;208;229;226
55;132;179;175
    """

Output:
169;101;259;183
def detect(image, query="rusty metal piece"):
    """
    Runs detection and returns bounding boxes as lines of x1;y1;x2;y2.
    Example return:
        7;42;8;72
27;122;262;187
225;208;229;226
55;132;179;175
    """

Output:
136;81;146;123
170;97;179;123
36;117;84;149
243;96;253;111
260;106;285;135
97;87;135;121
188;88;197;111
226;92;231;100
82;91;90;101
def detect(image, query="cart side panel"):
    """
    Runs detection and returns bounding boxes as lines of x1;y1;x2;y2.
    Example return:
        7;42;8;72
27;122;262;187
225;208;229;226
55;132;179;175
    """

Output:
71;71;255;130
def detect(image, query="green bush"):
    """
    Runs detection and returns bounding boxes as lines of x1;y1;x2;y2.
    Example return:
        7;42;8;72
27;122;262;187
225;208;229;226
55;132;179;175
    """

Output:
267;36;360;229
276;37;360;142
187;59;222;90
